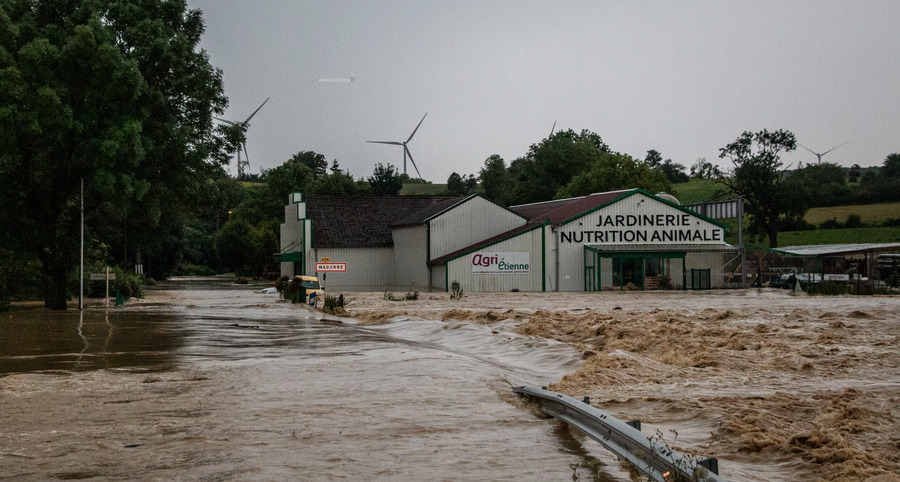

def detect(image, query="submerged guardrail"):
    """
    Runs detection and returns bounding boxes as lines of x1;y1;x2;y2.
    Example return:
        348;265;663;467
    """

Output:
512;386;724;482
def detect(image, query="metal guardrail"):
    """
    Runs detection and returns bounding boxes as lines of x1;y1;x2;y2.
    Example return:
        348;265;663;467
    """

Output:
512;386;724;482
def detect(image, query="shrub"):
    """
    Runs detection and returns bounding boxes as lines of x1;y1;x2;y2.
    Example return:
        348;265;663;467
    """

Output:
274;276;290;297
323;294;351;311
235;277;249;285
817;280;848;295
820;218;842;229
844;214;863;228
450;282;464;300
405;290;419;300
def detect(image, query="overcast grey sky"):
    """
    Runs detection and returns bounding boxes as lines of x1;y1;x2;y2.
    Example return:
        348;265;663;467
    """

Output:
187;0;899;182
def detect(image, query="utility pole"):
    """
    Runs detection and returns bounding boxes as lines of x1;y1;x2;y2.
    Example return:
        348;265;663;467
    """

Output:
80;178;84;310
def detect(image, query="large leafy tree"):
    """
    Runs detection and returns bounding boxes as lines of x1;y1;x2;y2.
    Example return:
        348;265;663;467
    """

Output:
719;129;804;248
0;0;230;309
508;129;610;204
478;154;512;204
556;152;671;199
787;162;849;207
368;163;403;196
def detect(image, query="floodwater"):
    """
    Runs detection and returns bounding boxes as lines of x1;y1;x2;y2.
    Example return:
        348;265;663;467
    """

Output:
0;280;632;481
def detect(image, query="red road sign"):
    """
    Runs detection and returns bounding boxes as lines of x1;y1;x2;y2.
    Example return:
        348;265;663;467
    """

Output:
315;262;346;272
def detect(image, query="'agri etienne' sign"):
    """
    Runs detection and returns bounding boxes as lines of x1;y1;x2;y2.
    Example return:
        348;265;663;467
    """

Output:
471;252;530;274
561;213;724;244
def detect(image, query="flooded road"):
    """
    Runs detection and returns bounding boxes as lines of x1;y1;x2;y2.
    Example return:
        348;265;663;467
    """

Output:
1;281;626;480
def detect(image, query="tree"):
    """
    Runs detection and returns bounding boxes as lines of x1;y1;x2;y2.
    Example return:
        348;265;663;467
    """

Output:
0;0;230;309
659;159;690;183
446;172;466;195
847;164;862;183
690;158;721;179
312;170;370;197
858;153;900;203
368;163;403;196
478;154;513;204
509;129;610;204
645;149;663;168
290;151;328;179
718;129;804;248
556;152;671;199
787;162;849;207
646;150;688;183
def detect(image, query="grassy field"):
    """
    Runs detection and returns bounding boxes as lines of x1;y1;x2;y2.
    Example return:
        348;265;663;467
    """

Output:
670;178;728;204
777;226;900;246
400;183;448;195
805;202;900;225
715;217;900;247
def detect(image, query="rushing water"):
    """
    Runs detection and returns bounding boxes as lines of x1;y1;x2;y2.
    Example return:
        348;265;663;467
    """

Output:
0;280;632;480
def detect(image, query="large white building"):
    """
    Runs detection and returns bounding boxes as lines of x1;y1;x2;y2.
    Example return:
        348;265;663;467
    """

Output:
279;189;738;292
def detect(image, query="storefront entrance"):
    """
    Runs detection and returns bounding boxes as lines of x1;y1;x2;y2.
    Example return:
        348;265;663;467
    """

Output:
584;246;686;291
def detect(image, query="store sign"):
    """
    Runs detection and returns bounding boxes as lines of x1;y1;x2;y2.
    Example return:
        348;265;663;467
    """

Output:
472;252;530;274
561;212;724;244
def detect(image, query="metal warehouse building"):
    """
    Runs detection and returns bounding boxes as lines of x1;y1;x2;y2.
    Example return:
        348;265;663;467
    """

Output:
279;189;738;292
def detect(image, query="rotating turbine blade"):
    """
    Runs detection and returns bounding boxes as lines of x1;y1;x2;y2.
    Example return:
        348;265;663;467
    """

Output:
550;120;556;137
405;146;422;178
243;97;270;124
366;141;404;146
242;142;249;165
214;117;237;125
407;112;428;143
798;144;818;156
821;141;850;156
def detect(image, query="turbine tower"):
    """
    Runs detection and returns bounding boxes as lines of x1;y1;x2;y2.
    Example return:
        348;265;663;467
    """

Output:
798;141;849;164
215;97;270;178
367;113;428;178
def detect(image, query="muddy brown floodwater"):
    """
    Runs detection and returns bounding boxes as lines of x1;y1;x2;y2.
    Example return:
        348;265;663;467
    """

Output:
339;288;900;481
2;280;629;481
2;282;899;481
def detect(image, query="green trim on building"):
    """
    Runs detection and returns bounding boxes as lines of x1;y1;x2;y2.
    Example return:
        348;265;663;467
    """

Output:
541;224;546;292
560;189;730;232
442;221;549;265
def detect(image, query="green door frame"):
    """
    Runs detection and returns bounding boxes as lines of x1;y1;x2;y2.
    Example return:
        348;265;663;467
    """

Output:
583;246;687;291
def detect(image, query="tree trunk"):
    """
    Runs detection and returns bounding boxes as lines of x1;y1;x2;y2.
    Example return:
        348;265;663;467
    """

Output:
40;250;69;310
768;227;779;249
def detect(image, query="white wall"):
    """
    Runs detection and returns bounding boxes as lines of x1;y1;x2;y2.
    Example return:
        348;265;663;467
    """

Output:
309;247;394;291
430;264;446;290
429;196;525;260
445;224;547;292
392;226;429;290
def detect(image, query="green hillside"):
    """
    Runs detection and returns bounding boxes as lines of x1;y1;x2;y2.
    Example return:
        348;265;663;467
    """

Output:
670;178;728;205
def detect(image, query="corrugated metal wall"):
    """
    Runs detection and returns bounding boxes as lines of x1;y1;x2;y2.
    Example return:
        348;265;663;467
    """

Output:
307;247;394;290
392;226;429;290
429;196;525;260
686;252;728;288
430;265;446;290
445;225;546;292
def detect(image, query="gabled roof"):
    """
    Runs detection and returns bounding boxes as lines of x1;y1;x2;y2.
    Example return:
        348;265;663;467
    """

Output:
393;195;473;227
511;190;635;225
304;195;457;248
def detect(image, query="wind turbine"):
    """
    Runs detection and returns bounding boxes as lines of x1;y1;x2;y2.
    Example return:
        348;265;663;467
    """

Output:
367;113;427;178
215;97;270;178
798;141;849;164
